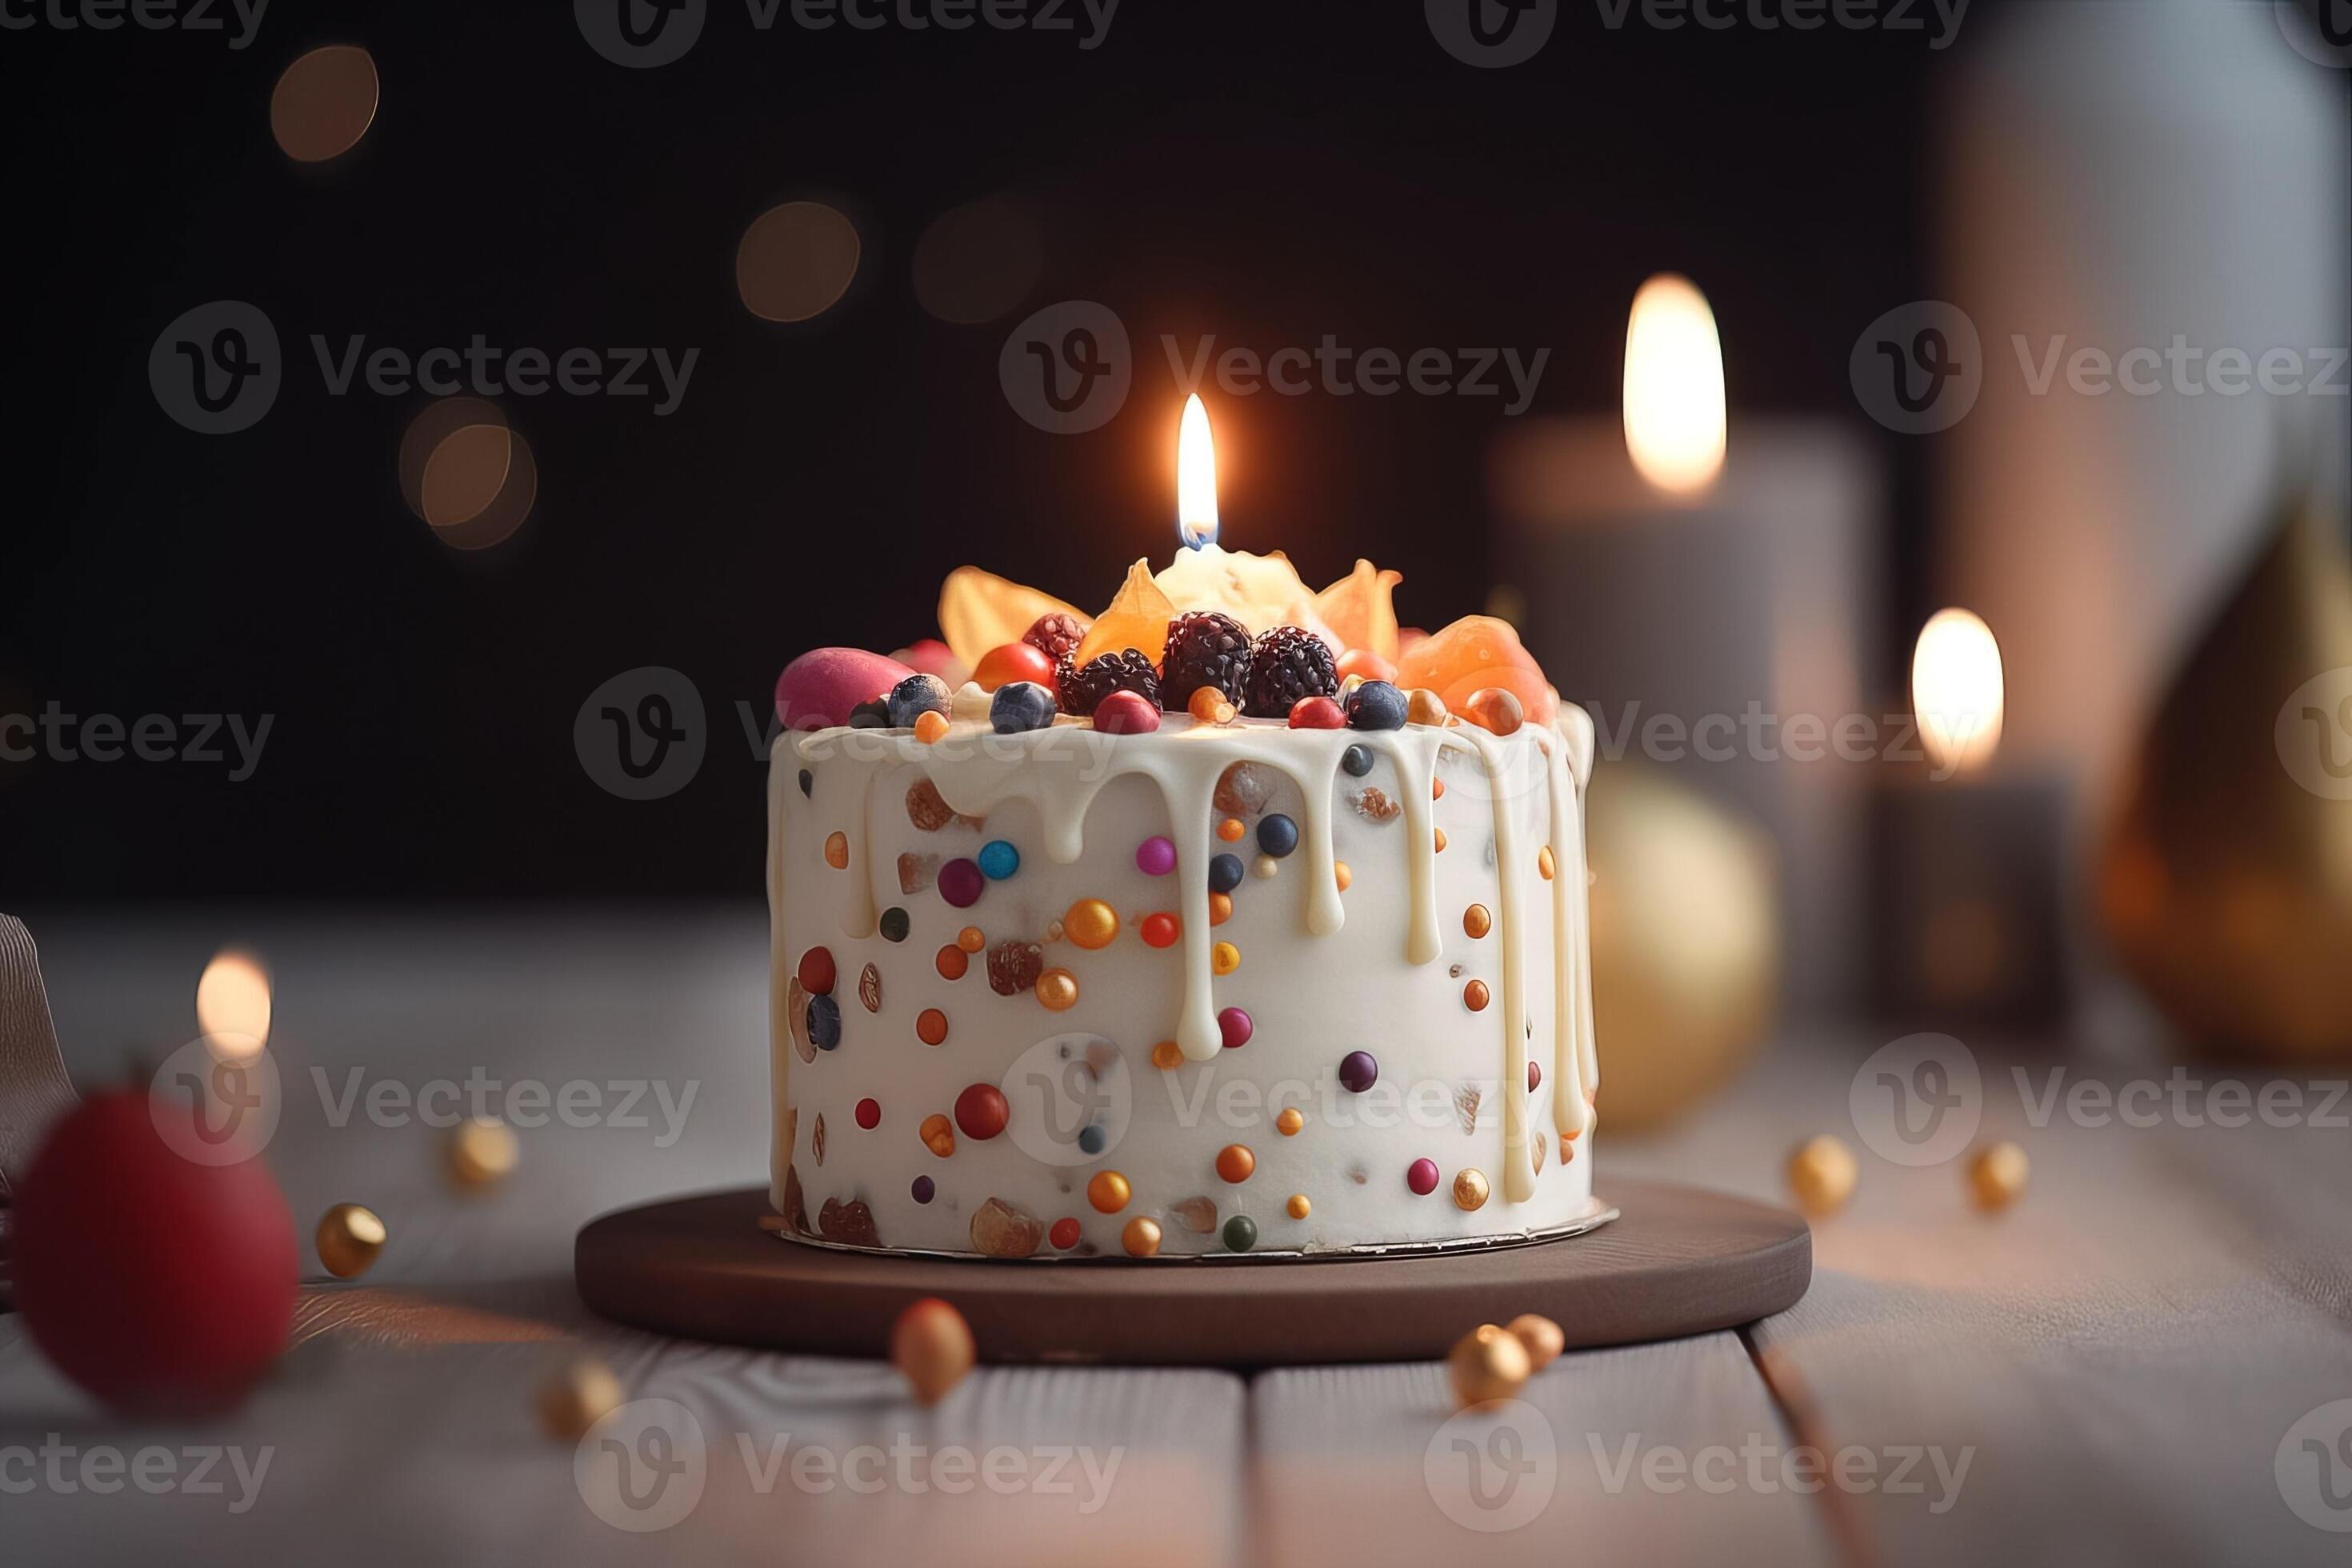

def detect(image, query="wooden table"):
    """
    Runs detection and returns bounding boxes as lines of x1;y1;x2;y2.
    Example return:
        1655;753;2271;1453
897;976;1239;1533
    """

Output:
4;908;2347;1566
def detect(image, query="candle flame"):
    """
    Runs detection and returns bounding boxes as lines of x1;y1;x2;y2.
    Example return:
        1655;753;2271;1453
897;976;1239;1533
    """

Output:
1622;274;1727;495
197;947;273;1058
1912;608;2005;776
1177;393;1219;549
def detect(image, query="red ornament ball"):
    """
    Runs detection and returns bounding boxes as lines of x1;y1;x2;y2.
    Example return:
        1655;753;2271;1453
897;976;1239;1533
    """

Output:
954;1083;1010;1141
1050;1217;1082;1250
13;1089;298;1414
1406;1158;1441;1196
1287;695;1346;730
796;946;837;996
1094;690;1162;734
1139;912;1180;949
854;1098;882;1130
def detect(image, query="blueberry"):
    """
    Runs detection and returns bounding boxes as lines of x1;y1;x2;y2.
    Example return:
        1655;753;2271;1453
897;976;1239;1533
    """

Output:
807;993;842;1050
886;673;953;729
990;680;1058;734
1258;814;1298;858
1341;744;1374;778
847;697;891;729
1078;1123;1108;1156
1344;680;1407;731
1209;853;1245;894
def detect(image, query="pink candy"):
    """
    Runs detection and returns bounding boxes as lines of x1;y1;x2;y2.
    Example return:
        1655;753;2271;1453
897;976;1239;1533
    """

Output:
1218;1006;1252;1050
1136;836;1176;876
774;647;918;731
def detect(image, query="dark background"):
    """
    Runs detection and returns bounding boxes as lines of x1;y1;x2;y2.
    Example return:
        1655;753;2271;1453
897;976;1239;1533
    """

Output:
0;0;1958;898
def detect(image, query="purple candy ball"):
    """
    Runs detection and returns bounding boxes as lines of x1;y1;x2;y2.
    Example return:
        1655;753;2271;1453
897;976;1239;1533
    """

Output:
938;858;985;909
911;1175;935;1205
1218;1006;1253;1050
1136;835;1177;876
1338;1050;1378;1094
1406;1158;1440;1196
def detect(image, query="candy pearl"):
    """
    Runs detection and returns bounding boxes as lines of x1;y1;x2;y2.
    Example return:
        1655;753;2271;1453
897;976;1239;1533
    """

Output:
1034;968;1079;1011
1528;1061;1542;1093
935;945;969;980
1253;856;1280;880
1406;1158;1440;1196
1140;912;1180;948
1433;828;1448;854
448;1117;518;1190
1286;1194;1311;1220
1211;942;1241;975
1338;1051;1378;1093
1448;1323;1532;1410
314;1203;386;1279
1218;1007;1253;1049
1257;814;1299;858
806;994;842;1050
1506;1314;1566;1371
798;769;813;797
1786;1134;1858;1217
824;831;850;869
1967;1142;2030;1212
854;1098;881;1130
1344;679;1409;731
1121;1218;1162;1258
1208;892;1234;926
1217;816;1247;842
891;1298;975;1407
1044;1218;1080;1250
1287;695;1346;730
1275;1107;1304;1136
957;926;986;953
879;906;911;942
1078;1124;1108;1155
916;1008;949;1046
1463;904;1492;939
1341;743;1374;777
536;1358;625;1441
974;640;1055;691
1215;1144;1256;1183
1094;690;1161;734
796;947;837;996
914;710;950;744
954;1084;1010;1141
1334;861;1352;892
1221;1215;1258;1253
1150;1040;1182;1070
1087;1171;1131;1213
1452;1168;1490;1211
1137;836;1178;876
911;1175;936;1204
1406;688;1450;726
1462;979;1490;1011
1538;845;1558;880
1063;898;1121;950
920;1114;956;1158
1461;686;1526;737
1208;854;1245;893
977;840;1021;880
938;859;985;909
1186;686;1236;725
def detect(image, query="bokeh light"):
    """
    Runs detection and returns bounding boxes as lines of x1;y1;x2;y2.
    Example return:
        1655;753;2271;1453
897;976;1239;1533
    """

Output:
270;46;380;164
1912;606;2006;776
398;398;538;552
911;196;1043;325
196;947;272;1056
735;201;862;323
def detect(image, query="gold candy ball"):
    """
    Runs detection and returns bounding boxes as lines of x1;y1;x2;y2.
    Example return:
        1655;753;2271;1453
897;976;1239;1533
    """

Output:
1087;1170;1131;1213
1062;899;1119;950
535;1357;625;1441
1452;1167;1490;1211
1286;1193;1312;1219
1406;688;1450;726
1786;1134;1858;1218
890;1297;977;1406
446;1117;518;1192
314;1202;386;1279
1447;1322;1532;1410
1967;1141;2030;1213
1121;1216;1162;1257
1034;967;1080;1011
1506;1313;1566;1371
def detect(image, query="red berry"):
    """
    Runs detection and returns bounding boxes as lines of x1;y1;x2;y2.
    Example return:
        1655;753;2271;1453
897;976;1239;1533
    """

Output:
1094;690;1162;734
796;946;836;996
1022;613;1086;664
954;1083;1010;1141
974;642;1055;692
1050;1218;1082;1250
1287;695;1346;730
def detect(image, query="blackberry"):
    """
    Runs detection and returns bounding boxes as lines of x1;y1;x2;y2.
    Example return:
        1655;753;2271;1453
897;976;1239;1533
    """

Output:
1159;610;1253;710
1242;626;1338;718
1057;648;1161;715
1023;613;1086;665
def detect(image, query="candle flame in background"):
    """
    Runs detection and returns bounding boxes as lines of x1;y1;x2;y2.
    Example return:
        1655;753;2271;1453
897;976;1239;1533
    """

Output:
1913;607;2006;777
196;948;273;1059
1622;274;1728;496
1177;393;1220;549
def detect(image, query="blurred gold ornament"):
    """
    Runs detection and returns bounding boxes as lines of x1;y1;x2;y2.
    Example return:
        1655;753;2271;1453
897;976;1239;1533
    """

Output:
536;1358;624;1441
1590;766;1779;1127
1786;1134;1858;1218
1447;1323;1532;1410
2099;481;2352;1063
446;1117;518;1191
314;1203;386;1279
890;1297;977;1406
1966;1142;2030;1213
1505;1313;1566;1372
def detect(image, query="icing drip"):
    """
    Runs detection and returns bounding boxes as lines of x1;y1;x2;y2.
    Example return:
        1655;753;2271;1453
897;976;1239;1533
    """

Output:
1449;726;1536;1204
839;766;879;939
1540;722;1597;1144
766;748;793;1202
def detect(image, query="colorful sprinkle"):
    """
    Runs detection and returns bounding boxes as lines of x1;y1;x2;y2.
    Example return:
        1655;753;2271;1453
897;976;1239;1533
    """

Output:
1453;1167;1491;1211
796;947;837;996
912;1175;935;1204
1276;1107;1304;1136
914;710;950;744
1208;892;1233;926
957;926;986;953
919;1114;955;1158
1150;1040;1183;1070
824;831;850;869
881;906;911;942
1218;1007;1253;1050
1286;1194;1312;1220
916;1008;949;1046
938;859;984;908
854;1098;881;1130
1464;904;1492;938
1064;899;1120;950
1538;846;1557;881
1211;942;1241;975
954;1084;1009;1141
1257;814;1298;858
1122;1217;1162;1257
1078;1123;1109;1155
1217;816;1246;842
1215;1145;1256;1183
1136;835;1178;876
1341;744;1374;777
977;840;1021;880
1050;1217;1082;1250
1406;1158;1440;1196
1334;862;1352;892
936;945;970;980
1338;1051;1378;1093
1433;828;1448;854
1035;968;1079;1011
1463;980;1490;1012
1086;1171;1131;1214
1221;1215;1258;1253
807;994;842;1050
1208;854;1244;893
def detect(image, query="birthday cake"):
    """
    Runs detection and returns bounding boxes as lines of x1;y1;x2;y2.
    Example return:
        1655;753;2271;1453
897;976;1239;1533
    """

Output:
766;411;1601;1260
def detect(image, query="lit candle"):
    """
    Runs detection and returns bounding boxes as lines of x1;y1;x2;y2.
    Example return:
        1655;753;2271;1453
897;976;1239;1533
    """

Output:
1151;394;1334;642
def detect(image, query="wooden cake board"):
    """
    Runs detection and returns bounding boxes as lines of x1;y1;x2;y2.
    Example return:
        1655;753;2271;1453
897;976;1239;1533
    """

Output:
575;1180;1810;1366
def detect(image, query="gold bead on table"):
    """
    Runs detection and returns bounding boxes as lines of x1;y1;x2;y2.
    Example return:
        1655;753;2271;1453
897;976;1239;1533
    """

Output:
535;1357;625;1441
314;1202;386;1278
1506;1314;1566;1371
1786;1134;1858;1218
890;1297;976;1406
446;1117;518;1192
1452;1167;1490;1211
1966;1141;2030;1212
1447;1322;1532;1410
1121;1216;1162;1257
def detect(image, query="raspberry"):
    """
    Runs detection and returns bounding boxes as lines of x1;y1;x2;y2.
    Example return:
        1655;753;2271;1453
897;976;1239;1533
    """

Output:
1057;649;1162;715
1159;610;1253;711
1023;613;1086;665
1243;626;1338;718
